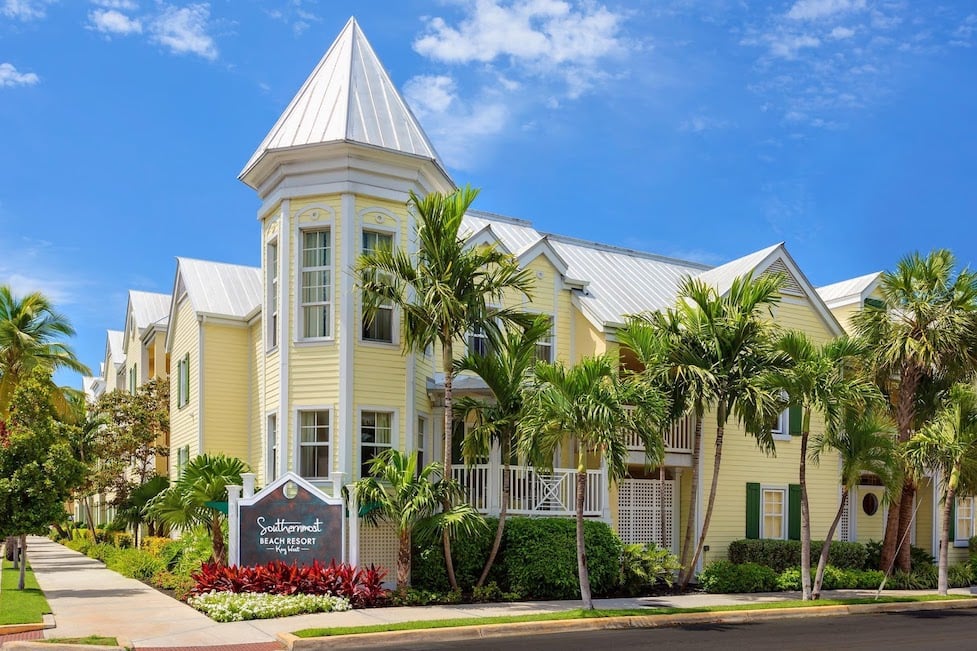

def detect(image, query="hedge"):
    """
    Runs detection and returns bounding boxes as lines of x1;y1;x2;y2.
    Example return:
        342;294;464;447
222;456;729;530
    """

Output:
727;539;867;572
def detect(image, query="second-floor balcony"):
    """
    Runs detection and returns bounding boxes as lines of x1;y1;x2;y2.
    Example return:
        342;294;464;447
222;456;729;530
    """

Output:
625;413;696;457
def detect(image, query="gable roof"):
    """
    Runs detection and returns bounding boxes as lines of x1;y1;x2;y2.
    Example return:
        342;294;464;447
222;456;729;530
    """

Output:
693;243;783;296
816;271;882;308
105;330;125;369
129;291;171;331
240;16;443;182
175;257;263;320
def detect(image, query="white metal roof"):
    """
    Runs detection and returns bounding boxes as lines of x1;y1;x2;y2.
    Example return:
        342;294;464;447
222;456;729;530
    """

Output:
693;243;783;297
129;291;171;331
106;330;125;367
176;257;262;320
816;271;882;306
241;16;443;179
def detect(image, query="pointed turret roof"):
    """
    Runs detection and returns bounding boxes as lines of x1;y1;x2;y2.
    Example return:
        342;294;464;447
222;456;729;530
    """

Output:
240;17;444;184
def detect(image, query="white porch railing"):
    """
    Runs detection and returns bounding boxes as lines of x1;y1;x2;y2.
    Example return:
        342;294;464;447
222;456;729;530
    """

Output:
452;465;604;517
625;414;695;454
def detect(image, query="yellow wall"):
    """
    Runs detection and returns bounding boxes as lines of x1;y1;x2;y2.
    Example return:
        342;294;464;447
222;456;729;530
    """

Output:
168;294;200;474
202;321;252;463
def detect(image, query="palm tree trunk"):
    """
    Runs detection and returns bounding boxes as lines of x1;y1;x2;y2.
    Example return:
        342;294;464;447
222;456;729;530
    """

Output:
895;479;915;572
18;534;27;590
575;446;593;610
441;337;458;590
939;485;954;595
800;426;812;600
813;488;848;599
84;496;97;536
477;441;510;588
880;491;902;571
397;528;412;593
678;416;703;587
882;368;919;573
683;420;725;588
211;517;226;565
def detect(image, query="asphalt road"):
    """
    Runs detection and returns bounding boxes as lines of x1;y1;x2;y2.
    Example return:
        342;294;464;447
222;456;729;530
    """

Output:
381;608;977;650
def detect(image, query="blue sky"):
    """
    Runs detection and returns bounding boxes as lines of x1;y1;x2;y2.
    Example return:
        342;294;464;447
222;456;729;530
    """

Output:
1;0;975;385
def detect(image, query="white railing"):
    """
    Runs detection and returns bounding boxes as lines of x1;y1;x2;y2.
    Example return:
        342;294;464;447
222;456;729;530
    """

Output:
452;465;604;517
625;414;695;454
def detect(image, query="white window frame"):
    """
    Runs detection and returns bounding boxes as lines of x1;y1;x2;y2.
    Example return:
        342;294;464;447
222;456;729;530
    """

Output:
360;409;396;478
955;495;974;547
467;322;494;357
298;228;333;341
266;413;278;482
266;238;279;350
297;408;331;480
761;486;787;540
177;353;189;408
416;414;429;471
771;408;790;441
534;314;555;364
360;228;396;344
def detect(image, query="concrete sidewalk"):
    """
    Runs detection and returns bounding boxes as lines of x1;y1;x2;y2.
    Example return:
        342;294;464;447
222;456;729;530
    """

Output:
22;536;973;649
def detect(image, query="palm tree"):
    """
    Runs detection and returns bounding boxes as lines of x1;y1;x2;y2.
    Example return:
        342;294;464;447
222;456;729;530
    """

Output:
852;250;977;572
0;286;89;419
356;185;534;588
518;355;665;609
147;454;248;564
618;308;716;578
454;316;550;587
768;332;880;599
905;382;977;594
809;409;898;598
349;449;484;592
113;474;170;545
649;273;785;588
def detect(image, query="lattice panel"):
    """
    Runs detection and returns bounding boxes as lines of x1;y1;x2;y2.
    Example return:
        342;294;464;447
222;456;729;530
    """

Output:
359;521;398;578
839;495;851;542
617;479;676;552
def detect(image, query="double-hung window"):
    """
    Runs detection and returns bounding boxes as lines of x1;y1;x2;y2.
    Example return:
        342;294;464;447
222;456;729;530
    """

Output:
361;230;394;343
177;353;189;408
267;239;279;348
176;445;190;478
129;364;138;394
955;496;975;546
361;411;393;478
416;416;428;472
468;323;492;357
266;414;278;482
535;316;555;363
300;230;332;339
762;488;787;540
299;410;330;479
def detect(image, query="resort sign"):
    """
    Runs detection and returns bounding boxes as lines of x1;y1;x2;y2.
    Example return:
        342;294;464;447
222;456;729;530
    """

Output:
227;472;345;567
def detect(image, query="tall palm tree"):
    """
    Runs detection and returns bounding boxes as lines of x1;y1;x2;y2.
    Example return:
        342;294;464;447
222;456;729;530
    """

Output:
809;409;898;599
650;273;785;588
905;382;977;595
147;454;248;564
356;185;535;588
0;285;89;419
852;250;977;572
349;449;484;592
768;332;880;599
518;355;665;609
618;308;717;577
454;316;550;587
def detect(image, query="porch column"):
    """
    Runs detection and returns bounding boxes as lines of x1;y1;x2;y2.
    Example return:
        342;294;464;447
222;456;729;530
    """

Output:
488;443;501;514
346;484;359;566
600;457;611;524
226;485;242;567
672;468;683;555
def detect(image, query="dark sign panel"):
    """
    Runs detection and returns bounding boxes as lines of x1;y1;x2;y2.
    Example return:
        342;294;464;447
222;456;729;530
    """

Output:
239;481;343;567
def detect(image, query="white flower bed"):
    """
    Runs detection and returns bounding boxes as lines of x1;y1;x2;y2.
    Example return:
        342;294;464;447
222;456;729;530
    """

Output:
187;591;352;622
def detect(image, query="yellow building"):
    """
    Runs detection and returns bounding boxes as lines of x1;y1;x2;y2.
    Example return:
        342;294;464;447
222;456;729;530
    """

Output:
85;16;953;573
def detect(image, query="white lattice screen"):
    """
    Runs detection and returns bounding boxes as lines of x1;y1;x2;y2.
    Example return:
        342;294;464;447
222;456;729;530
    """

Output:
617;479;676;553
359;521;398;578
839;495;851;542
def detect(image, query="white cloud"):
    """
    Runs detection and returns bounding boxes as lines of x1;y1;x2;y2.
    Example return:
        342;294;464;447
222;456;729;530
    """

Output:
786;0;866;21
90;0;137;9
149;3;218;60
760;32;821;58
829;26;855;39
265;1;319;37
88;9;142;35
0;62;39;88
2;0;55;21
679;115;730;133
404;73;508;170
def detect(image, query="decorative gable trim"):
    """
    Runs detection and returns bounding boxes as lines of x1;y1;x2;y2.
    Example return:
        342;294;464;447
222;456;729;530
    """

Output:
755;247;845;338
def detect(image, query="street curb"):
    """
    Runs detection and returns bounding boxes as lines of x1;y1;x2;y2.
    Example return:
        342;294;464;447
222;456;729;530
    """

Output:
0;615;55;635
3;643;125;651
279;598;977;650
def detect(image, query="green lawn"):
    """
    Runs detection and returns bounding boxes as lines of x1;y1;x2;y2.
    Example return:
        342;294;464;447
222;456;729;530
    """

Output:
43;636;120;647
0;557;52;625
293;595;970;638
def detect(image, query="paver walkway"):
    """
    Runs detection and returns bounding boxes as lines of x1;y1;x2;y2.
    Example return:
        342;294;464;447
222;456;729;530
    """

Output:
23;536;974;649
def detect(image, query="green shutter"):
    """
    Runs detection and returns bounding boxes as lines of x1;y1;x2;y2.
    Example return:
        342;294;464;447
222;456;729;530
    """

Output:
788;484;802;540
788;406;803;436
949;497;956;543
746;483;761;539
864;297;885;309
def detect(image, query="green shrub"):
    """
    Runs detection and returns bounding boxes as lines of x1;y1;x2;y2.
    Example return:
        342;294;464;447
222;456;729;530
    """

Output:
863;540;934;570
886;564;938;590
949;562;974;588
776;566;886;592
87;543;119;563
141;536;174;556
854;569;885;588
93;528;110;544
64;537;91;554
150;570;196;601
105;548;165;581
821;565;860;590
113;532;133;549
699;561;778;593
727;539;867;572
471;581;520;603
776;567;801;591
619;543;682;596
412;517;500;593
169;526;214;576
501;517;621;600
